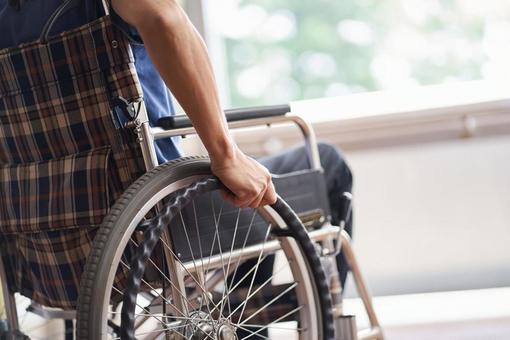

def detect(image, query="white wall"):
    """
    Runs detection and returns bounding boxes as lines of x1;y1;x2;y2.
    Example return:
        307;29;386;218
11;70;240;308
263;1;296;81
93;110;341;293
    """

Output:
344;135;510;296
182;83;510;297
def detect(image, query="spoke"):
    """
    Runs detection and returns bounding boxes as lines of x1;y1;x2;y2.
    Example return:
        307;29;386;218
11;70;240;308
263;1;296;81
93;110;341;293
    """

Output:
240;324;304;331
207;254;268;316
235;226;272;324
109;312;190;321
239;282;298;326
192;199;207;312
225;211;257;295
234;324;271;340
119;259;197;313
225;263;292;321
219;207;242;317
148;195;225;307
239;306;304;340
127;239;198;312
107;188;306;340
216;211;258;314
210;195;228;296
129;239;172;284
158;235;212;300
178;208;212;316
111;284;215;340
200;194;225;322
109;196;228;340
204;195;225;276
111;286;167;327
111;285;190;338
156;234;226;339
179;210;201;282
132;206;217;311
111;323;187;339
215;258;289;318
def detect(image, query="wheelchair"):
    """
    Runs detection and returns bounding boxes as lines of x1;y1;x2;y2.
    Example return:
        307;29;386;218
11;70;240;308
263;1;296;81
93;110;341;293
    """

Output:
0;3;383;340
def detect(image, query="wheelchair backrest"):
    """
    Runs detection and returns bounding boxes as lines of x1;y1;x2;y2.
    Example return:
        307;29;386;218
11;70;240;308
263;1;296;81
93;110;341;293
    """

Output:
171;168;332;263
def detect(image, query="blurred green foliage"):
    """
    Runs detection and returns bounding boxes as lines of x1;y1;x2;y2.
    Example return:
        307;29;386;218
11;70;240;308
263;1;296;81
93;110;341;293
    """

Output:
219;0;498;107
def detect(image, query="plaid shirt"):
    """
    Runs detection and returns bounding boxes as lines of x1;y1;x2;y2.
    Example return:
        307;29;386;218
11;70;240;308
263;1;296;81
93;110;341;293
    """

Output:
0;15;146;309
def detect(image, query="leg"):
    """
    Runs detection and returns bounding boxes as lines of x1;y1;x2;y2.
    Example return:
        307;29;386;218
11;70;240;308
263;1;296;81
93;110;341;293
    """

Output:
259;143;354;286
237;143;353;338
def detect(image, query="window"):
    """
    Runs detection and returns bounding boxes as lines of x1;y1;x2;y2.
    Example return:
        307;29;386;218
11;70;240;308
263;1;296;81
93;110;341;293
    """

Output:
198;0;510;108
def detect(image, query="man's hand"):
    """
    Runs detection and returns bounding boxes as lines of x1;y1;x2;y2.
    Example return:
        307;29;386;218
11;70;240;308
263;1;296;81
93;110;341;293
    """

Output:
113;0;277;208
211;146;277;208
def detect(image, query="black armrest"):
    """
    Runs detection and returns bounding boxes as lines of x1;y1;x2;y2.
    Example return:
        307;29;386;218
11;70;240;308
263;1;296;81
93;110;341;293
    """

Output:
156;104;291;130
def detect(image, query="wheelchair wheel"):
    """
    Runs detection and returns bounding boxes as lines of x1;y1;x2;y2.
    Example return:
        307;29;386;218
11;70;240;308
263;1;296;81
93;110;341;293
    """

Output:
77;156;334;340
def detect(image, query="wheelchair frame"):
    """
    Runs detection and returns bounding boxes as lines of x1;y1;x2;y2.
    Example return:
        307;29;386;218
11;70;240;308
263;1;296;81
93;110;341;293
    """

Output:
138;103;384;340
0;102;384;340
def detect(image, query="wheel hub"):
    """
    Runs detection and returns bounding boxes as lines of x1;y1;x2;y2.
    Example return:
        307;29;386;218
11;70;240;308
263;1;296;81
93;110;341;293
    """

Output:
217;324;237;340
191;321;215;340
183;311;238;340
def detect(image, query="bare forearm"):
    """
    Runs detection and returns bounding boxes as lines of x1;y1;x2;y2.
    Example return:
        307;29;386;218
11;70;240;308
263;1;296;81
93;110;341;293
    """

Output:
113;0;233;159
112;0;277;208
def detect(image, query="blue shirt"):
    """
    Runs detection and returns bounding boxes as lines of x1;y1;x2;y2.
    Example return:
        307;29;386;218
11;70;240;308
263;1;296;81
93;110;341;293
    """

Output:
0;0;182;163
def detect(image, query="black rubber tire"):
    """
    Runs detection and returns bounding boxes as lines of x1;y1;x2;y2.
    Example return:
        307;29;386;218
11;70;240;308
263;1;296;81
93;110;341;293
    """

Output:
76;156;334;339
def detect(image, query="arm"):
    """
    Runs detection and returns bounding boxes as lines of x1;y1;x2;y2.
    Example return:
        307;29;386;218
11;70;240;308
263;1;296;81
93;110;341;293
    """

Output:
112;0;276;208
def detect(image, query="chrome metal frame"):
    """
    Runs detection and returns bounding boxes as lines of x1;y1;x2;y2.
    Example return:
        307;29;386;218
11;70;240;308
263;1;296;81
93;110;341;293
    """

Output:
133;102;383;340
340;230;383;340
140;109;323;171
0;102;384;340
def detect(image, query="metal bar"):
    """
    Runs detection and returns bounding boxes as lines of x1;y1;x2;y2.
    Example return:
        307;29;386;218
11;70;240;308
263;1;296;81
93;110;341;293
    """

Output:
358;327;384;340
161;228;189;318
139;122;159;170
181;225;340;273
0;257;19;332
290;115;322;170
135;102;159;170
100;0;110;15
26;302;76;320
336;315;358;340
150;115;322;170
340;231;384;340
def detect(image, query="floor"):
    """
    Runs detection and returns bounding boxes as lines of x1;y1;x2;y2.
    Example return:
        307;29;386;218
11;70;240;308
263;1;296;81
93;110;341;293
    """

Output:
11;287;510;339
344;287;510;340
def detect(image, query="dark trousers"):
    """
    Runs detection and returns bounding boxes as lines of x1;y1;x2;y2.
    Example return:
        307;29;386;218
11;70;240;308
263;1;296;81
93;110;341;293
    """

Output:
259;142;354;286
234;143;354;337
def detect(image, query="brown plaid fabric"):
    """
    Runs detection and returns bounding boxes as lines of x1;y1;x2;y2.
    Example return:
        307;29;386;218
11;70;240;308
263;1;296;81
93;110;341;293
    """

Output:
0;147;111;233
1;228;98;309
0;15;146;309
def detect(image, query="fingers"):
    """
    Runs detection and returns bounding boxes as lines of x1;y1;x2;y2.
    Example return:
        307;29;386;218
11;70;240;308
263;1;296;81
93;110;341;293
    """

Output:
232;188;260;209
247;182;269;209
261;180;277;206
230;176;275;209
220;188;236;205
212;151;277;209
